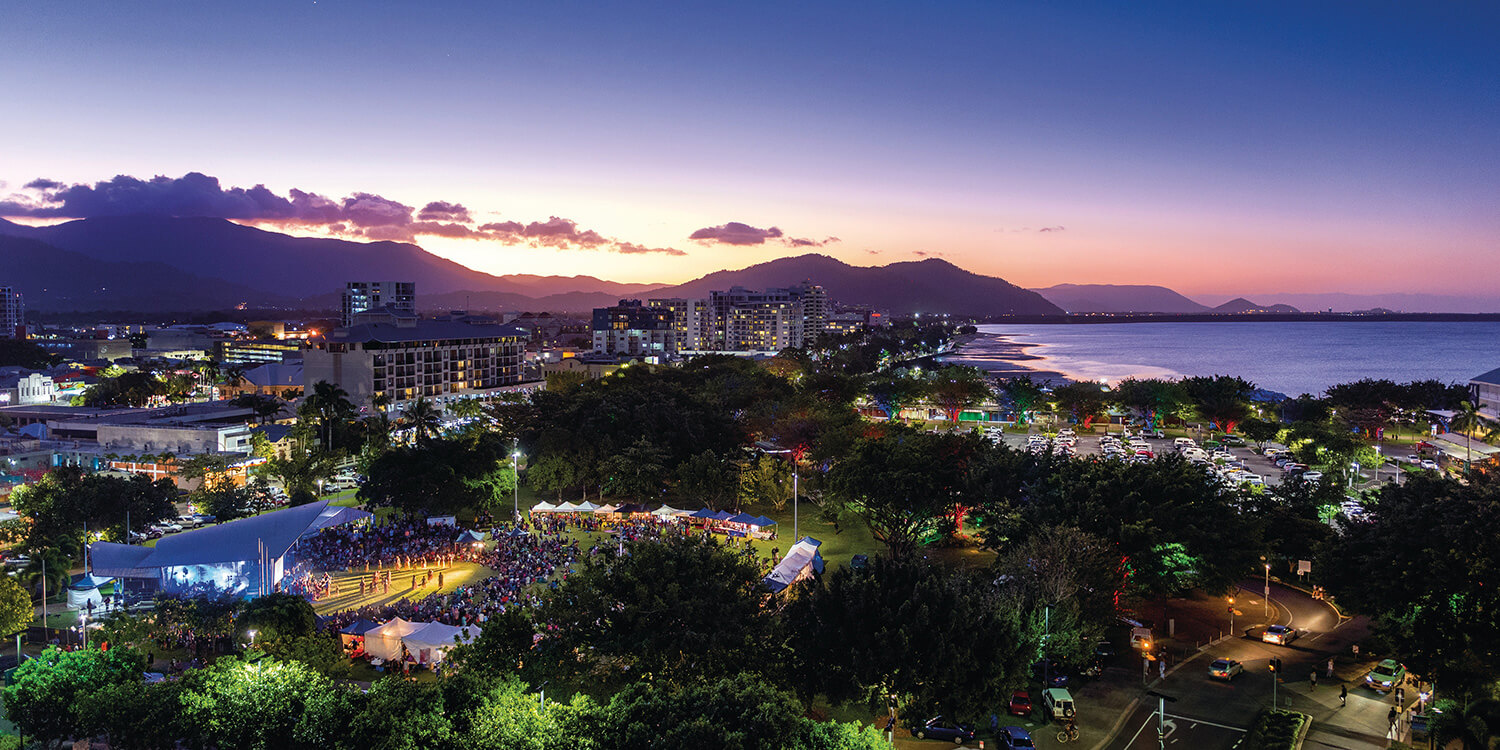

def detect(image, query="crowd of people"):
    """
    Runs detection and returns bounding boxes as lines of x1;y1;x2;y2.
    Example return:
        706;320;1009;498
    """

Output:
318;523;580;633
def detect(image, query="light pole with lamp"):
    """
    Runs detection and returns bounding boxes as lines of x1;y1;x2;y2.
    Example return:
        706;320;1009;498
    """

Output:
512;450;522;521
80;613;89;649
755;442;799;542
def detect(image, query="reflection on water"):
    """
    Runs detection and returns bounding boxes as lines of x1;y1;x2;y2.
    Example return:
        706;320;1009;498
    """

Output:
943;321;1500;396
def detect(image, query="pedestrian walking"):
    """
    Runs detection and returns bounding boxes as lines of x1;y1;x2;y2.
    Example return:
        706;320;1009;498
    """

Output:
1395;686;1404;705
1158;659;1166;679
1340;684;1347;707
1352;644;1359;658
1310;670;1317;689
1326;657;1335;678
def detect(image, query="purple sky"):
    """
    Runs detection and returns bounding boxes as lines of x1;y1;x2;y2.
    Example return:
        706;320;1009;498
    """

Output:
2;1;1496;298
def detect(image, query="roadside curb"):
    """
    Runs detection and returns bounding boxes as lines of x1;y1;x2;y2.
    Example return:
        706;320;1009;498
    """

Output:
1274;578;1352;621
1292;710;1312;750
1090;696;1143;750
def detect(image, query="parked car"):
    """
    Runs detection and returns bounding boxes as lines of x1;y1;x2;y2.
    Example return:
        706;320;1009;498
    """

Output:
152;522;183;534
1042;688;1076;721
1208;658;1244;681
192;513;217;525
1420;459;1440;471
1130;627;1153;651
996;726;1037;749
1032;658;1070;688
1007;690;1033;717
1222;435;1245;446
1365;659;1407;692
1139;428;1166;438
1262;625;1298;645
1094;640;1117;659
911;717;975;743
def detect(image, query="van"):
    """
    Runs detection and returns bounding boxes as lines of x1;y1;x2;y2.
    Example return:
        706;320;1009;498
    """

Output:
1173;437;1196;450
1043;688;1076;720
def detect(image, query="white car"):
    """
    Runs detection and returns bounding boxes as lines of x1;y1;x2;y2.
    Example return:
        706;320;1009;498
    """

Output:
1239;474;1266;486
1420;460;1440;471
1262;625;1298;645
1301;471;1324;482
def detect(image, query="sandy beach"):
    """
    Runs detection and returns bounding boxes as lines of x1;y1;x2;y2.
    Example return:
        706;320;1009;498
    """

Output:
938;330;1071;383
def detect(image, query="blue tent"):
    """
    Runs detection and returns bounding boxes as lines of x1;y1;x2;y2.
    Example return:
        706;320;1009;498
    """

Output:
727;513;759;525
712;510;736;521
340;618;383;636
751;515;777;527
690;508;718;519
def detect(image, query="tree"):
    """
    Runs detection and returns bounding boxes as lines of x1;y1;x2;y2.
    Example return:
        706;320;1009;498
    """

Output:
1;645;147;746
233;393;285;424
77;678;184;750
998;376;1047;424
261;440;337;499
0;575;32;637
537;535;779;683
303;380;356;451
1450;400;1484;474
1110;378;1186;428
600;436;669;500
239;592;317;641
1240;418;1282;451
786;555;1031;720
463;676;583;750
0;338;60;369
994;526;1119;666
1321;473;1500;697
178;656;337;750
1050;381;1109;428
826;426;980;556
597;674;808;750
863;372;927;420
361;433;517;516
346;674;455;750
739;454;793;511
402;396;444;445
445;608;536;678
926;366;989;423
1180;375;1255;434
673;449;738;510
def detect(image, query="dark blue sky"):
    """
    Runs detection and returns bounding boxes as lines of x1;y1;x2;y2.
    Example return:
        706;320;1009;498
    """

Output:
3;1;1496;294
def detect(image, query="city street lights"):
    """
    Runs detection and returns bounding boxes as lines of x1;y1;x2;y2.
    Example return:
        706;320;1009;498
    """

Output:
247;629;257;649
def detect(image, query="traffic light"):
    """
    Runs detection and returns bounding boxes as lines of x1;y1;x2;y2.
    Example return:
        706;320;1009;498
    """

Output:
1269;658;1283;673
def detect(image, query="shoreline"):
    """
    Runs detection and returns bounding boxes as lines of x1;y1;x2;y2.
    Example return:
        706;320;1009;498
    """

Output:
937;330;1072;384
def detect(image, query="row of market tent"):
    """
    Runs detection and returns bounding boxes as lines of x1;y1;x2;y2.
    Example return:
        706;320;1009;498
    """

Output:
529;501;778;539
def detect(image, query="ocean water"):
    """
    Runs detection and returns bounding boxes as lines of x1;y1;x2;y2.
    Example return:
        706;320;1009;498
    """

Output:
944;321;1500;397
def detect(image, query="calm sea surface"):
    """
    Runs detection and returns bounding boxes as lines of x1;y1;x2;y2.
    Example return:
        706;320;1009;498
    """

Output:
944;321;1500;397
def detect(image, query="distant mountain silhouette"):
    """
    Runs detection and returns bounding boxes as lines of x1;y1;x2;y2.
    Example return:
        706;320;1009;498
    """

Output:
1212;297;1300;314
0;218;1041;315
1031;283;1209;313
0;233;281;311
645;254;1062;316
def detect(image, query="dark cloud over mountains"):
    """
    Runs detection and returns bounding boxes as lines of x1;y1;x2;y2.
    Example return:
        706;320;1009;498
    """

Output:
0;172;685;255
690;221;838;248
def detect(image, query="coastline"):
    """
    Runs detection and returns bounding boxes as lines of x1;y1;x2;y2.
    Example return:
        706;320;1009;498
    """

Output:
937;330;1072;383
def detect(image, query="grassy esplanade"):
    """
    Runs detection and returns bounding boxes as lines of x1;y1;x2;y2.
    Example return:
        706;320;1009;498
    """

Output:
311;561;497;616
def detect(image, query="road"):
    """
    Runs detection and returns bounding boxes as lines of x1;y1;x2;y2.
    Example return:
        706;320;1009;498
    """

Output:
997;431;1290;487
1101;581;1365;750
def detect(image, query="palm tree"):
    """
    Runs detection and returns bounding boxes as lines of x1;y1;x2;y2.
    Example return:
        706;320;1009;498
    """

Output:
402;397;443;445
1451;400;1484;475
361;411;396;454
304;380;356;450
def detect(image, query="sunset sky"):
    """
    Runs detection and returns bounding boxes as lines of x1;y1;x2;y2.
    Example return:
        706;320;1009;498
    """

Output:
3;1;1496;297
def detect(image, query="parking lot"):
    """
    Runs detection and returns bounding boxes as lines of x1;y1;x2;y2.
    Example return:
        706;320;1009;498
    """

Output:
993;428;1292;488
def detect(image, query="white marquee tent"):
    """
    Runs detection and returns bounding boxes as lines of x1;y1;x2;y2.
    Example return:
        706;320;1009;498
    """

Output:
363;618;475;665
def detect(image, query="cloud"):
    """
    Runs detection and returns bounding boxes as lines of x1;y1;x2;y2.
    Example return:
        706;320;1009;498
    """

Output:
1038;225;1066;232
912;250;944;257
417;201;472;223
0;171;690;257
690;221;784;246
613;242;687;256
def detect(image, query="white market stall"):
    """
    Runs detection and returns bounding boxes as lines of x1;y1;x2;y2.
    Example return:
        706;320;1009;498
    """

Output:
363;617;476;665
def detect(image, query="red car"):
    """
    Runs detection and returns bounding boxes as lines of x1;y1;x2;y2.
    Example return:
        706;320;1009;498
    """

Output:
1008;690;1032;717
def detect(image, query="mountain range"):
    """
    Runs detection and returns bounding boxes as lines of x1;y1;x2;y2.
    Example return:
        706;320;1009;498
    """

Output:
0;216;1060;316
2;216;1489;315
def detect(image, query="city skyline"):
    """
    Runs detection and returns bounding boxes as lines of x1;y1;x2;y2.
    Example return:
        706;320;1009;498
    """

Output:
3;2;1496;298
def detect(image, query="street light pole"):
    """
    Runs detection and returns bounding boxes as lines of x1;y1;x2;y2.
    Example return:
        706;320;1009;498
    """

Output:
792;458;799;543
512;450;521;521
1264;563;1271;617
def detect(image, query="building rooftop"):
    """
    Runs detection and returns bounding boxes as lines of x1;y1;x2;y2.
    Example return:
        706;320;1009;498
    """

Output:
1471;366;1500;387
332;320;529;344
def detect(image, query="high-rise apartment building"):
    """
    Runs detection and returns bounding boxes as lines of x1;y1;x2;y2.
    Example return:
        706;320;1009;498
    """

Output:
341;281;416;327
591;300;676;356
645;298;709;351
0;287;24;338
706;281;828;351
